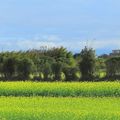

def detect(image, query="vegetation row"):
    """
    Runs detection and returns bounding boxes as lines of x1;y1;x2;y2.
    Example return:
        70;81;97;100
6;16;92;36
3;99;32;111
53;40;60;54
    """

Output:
0;46;119;81
0;82;119;97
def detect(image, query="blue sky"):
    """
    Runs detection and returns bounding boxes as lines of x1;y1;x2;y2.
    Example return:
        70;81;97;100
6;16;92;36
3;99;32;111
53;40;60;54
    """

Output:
0;0;120;55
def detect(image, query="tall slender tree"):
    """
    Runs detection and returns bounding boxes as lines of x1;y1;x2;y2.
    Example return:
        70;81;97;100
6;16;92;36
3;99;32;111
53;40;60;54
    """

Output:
79;46;96;81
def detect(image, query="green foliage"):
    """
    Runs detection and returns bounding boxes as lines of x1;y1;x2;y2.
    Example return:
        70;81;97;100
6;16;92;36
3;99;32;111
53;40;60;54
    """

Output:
2;57;17;79
52;62;63;81
106;57;120;79
42;62;52;81
17;58;34;79
95;58;106;78
0;47;79;81
0;46;114;81
79;47;96;81
63;67;80;81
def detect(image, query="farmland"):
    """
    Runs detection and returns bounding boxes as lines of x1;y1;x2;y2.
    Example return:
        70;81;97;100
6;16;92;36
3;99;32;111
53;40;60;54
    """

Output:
0;82;119;97
0;82;119;119
0;97;120;120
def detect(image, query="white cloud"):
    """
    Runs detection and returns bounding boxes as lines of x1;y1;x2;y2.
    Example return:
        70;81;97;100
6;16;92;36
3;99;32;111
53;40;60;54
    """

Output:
20;38;120;52
16;40;55;49
0;36;120;53
92;39;120;49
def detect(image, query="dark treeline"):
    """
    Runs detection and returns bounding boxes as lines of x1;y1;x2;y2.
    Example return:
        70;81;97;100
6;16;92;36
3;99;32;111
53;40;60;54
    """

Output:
0;46;118;81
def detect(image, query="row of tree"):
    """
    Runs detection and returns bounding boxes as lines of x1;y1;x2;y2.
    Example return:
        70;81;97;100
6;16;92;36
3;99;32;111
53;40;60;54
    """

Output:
0;47;79;81
0;46;118;81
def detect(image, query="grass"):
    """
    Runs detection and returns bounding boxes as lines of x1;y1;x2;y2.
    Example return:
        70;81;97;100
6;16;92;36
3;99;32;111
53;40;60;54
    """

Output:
0;97;119;120
0;82;120;97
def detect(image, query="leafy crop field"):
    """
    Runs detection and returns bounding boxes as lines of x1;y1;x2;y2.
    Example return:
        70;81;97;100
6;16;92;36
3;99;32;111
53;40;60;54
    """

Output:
0;97;119;120
0;82;120;120
0;82;120;97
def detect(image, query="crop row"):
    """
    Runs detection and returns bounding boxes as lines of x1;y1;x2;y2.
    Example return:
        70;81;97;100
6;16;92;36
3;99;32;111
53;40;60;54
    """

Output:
0;97;119;120
0;82;119;97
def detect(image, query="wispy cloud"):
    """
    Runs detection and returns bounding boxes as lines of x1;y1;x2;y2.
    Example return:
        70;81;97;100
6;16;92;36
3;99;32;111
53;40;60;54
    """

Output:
0;36;120;54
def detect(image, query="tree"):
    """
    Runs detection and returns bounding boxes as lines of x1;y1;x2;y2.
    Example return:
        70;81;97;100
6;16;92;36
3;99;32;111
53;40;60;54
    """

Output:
79;46;96;81
2;57;17;79
42;62;52;81
63;66;80;81
17;58;34;80
106;57;120;79
95;58;106;78
0;55;5;78
52;62;63;81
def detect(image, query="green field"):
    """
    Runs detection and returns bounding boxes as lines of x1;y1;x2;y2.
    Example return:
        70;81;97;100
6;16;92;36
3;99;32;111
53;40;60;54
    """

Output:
0;82;120;97
0;82;119;120
0;97;119;120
